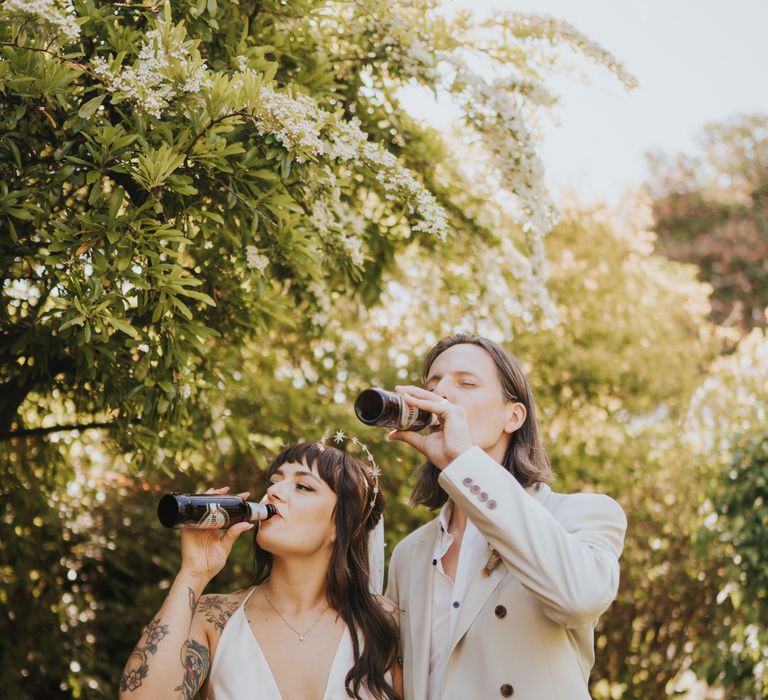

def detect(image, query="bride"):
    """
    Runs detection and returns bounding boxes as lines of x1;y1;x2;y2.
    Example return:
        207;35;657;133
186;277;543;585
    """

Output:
119;439;402;700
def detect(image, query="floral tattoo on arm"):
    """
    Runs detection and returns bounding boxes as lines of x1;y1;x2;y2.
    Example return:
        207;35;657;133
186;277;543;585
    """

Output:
120;617;170;692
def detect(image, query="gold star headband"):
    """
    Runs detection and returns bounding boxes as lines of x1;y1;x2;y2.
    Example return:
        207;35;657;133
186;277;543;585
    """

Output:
319;430;381;517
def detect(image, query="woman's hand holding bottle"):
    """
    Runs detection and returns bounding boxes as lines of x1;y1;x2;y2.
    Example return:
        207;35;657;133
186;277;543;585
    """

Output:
179;487;255;584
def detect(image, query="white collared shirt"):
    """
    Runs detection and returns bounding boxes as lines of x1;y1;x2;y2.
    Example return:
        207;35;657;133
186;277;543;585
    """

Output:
428;500;490;700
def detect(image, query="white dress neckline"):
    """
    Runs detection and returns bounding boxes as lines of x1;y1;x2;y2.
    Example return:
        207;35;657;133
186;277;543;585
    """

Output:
207;587;355;700
241;588;348;700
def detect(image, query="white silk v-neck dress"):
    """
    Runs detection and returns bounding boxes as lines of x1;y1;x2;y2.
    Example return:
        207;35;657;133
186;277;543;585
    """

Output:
207;588;383;700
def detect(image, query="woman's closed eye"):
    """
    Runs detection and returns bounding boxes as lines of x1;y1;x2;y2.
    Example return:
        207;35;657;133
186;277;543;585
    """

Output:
268;479;314;493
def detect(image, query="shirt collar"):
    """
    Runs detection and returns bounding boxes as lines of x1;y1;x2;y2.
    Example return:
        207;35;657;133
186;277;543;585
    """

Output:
437;501;453;533
437;500;485;543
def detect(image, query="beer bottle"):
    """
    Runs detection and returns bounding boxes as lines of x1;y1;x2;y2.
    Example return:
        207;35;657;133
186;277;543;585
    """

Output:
354;388;439;431
157;493;276;529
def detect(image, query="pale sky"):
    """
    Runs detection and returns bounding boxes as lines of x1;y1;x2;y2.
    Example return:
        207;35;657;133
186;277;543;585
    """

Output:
399;0;768;205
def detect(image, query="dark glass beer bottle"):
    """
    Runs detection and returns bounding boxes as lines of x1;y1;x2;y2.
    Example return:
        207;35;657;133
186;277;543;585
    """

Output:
157;493;276;529
354;388;439;431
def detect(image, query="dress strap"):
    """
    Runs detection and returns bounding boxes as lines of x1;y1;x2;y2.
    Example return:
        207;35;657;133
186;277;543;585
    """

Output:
240;586;258;608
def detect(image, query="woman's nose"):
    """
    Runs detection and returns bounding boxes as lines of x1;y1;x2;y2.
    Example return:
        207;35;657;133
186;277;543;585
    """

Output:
267;482;286;501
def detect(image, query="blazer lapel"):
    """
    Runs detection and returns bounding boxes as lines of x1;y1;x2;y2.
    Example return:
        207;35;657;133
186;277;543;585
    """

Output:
448;558;507;653
446;484;548;655
406;519;440;700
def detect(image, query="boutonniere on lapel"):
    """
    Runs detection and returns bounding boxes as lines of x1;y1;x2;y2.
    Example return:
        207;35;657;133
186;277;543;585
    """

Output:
482;546;501;577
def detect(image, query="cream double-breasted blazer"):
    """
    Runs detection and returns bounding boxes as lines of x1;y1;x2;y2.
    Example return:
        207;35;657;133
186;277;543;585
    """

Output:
386;447;627;700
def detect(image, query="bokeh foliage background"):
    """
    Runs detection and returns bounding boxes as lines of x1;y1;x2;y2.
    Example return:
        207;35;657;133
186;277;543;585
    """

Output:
1;1;767;698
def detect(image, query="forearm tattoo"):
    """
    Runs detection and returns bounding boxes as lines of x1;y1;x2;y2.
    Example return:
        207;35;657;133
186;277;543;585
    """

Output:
175;639;210;700
196;595;238;632
120;617;170;692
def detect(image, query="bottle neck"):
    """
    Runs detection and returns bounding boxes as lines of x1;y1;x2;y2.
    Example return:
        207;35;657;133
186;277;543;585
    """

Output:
247;502;276;521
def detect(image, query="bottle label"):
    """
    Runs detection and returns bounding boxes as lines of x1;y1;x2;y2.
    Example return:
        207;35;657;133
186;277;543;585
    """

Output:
397;400;421;429
195;503;230;529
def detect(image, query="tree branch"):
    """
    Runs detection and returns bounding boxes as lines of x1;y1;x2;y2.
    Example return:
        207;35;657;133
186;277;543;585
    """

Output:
0;40;92;75
0;421;119;440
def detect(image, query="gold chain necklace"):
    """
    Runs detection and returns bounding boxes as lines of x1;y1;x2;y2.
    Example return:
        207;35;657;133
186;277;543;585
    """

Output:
261;587;330;642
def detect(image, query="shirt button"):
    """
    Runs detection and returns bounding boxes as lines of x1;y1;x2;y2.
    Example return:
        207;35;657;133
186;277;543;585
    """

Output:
462;477;473;486
487;500;497;510
432;559;437;566
500;683;514;696
478;491;489;502
470;485;480;495
494;605;507;618
452;601;460;609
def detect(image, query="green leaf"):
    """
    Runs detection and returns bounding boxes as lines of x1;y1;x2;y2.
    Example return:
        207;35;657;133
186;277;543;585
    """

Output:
7;208;34;220
117;245;133;272
107;317;140;339
108;187;125;224
5;138;21;168
170;295;193;320
177;289;216;306
78;94;106;120
59;315;85;331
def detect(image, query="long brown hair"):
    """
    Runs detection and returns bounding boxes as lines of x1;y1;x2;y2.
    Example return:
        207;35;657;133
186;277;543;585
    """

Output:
252;441;399;700
411;333;553;509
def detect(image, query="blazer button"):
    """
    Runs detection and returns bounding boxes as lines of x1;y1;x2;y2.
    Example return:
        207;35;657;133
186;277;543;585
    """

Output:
494;605;507;618
478;491;488;502
470;485;481;495
462;477;473;486
487;500;498;510
500;684;514;696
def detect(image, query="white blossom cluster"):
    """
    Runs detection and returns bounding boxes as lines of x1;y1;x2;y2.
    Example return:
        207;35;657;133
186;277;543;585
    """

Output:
361;142;447;239
491;12;638;89
5;0;80;43
245;245;269;272
308;280;333;327
307;178;369;268
232;69;447;240
339;232;366;267
353;1;443;84
326;117;368;161
310;195;335;235
91;27;211;119
452;61;556;248
490;74;556;108
249;85;330;161
377;11;441;84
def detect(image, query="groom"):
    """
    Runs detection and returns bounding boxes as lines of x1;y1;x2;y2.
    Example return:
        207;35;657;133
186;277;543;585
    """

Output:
385;334;626;700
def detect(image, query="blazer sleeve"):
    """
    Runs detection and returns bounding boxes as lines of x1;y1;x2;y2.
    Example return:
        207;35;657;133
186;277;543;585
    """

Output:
438;446;627;629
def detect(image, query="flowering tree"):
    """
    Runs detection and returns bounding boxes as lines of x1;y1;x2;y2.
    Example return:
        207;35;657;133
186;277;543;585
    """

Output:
0;0;634;458
0;0;637;696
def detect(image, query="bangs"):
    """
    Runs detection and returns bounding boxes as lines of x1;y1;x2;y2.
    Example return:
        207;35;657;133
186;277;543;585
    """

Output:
267;441;364;494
